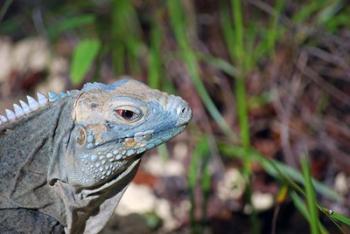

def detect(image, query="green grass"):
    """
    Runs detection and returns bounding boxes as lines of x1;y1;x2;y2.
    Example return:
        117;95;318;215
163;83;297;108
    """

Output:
290;192;328;234
231;17;260;234
148;13;162;89
70;38;101;85
111;0;143;75
301;157;321;234
188;136;211;234
0;0;13;23
220;143;350;233
47;14;96;40
167;0;237;141
219;144;342;202
221;0;285;231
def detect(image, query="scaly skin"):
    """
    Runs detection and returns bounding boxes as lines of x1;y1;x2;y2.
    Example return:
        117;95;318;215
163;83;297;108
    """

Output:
0;79;192;234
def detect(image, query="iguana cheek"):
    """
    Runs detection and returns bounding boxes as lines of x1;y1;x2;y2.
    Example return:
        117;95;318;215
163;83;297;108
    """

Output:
83;124;107;148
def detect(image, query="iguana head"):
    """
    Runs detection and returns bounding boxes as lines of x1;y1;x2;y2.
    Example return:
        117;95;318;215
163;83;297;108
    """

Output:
66;79;191;188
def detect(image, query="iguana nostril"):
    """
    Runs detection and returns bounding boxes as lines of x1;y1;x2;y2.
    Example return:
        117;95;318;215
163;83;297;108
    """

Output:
176;105;187;116
175;101;192;126
180;106;189;117
181;103;190;114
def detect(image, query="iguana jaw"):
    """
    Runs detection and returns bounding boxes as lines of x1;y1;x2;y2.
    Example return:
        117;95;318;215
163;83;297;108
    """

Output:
68;124;188;188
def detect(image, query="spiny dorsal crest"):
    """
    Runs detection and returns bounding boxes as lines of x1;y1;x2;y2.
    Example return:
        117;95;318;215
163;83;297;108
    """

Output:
0;91;70;126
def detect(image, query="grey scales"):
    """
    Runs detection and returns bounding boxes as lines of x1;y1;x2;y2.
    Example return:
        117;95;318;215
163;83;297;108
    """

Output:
0;79;192;234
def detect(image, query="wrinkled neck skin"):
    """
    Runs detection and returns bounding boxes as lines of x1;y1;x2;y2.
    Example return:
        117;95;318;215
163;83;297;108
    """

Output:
0;95;141;234
52;157;140;234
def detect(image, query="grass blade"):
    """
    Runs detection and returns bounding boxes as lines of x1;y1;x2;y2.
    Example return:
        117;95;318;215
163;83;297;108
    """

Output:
320;206;350;227
330;212;350;226
48;14;95;40
188;136;210;233
148;15;162;89
291;192;328;234
70;38;101;85
0;0;13;23
301;157;321;234
111;0;143;75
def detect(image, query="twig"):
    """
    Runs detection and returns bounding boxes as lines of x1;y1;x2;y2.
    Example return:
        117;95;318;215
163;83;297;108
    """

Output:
304;46;350;73
271;205;280;234
273;53;307;168
296;55;350;106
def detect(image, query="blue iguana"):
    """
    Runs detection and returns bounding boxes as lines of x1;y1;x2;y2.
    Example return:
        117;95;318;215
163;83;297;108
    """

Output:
0;79;192;233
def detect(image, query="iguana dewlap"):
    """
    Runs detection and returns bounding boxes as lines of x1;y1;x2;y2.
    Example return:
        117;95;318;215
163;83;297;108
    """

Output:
0;79;192;234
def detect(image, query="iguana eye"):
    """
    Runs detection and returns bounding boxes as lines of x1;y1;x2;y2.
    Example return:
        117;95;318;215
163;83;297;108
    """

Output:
114;107;142;122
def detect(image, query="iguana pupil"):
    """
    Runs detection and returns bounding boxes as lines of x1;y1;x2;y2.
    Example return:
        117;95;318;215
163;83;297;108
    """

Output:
115;109;136;120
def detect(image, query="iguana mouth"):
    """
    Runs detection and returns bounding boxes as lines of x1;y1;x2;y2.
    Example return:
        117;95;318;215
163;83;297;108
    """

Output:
123;125;185;144
93;124;187;148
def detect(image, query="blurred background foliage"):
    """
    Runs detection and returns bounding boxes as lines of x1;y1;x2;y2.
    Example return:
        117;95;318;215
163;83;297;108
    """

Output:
1;0;350;233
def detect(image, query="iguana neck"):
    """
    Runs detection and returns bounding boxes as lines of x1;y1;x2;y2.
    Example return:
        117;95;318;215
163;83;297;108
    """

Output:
0;97;76;225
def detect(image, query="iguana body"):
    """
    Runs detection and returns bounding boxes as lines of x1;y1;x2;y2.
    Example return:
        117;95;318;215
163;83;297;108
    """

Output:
0;79;191;233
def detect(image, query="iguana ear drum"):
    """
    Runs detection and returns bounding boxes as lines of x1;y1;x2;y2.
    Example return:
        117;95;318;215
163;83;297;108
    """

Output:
76;127;86;145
